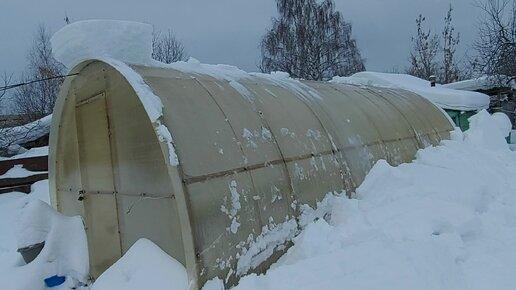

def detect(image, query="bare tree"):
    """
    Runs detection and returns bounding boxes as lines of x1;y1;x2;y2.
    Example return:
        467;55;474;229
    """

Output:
440;5;462;84
14;25;65;122
407;15;440;80
1;70;51;156
260;0;365;80
152;29;188;63
473;0;516;79
0;72;13;113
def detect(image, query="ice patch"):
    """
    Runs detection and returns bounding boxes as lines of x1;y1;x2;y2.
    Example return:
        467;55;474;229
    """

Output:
306;129;322;140
261;127;273;140
280;128;290;136
294;163;306;180
221;181;241;234
242;128;253;140
231;219;241;235
242;128;258;148
229;181;241;215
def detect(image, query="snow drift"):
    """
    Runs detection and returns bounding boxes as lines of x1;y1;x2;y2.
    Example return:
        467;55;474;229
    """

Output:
0;190;88;290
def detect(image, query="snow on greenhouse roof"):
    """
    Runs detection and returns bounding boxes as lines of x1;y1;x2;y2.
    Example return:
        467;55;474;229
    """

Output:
51;19;326;105
443;75;516;91
51;20;153;68
332;72;490;111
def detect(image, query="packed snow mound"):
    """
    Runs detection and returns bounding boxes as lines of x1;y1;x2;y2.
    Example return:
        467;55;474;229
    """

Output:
464;110;512;150
51;20;153;68
332;72;490;111
0;198;88;290
91;239;188;290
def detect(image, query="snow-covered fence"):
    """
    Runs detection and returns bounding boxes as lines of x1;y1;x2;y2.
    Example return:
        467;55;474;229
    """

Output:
0;155;48;194
0;115;51;157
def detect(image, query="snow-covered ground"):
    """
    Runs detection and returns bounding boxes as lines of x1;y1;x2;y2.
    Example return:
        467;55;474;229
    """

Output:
0;110;515;290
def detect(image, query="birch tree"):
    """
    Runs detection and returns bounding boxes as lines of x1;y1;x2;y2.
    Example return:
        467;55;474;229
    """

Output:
260;0;365;80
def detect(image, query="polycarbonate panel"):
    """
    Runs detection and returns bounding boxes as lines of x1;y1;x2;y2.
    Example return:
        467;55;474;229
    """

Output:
377;89;436;144
117;195;184;262
105;69;185;265
141;76;246;178
343;86;419;142
301;82;388;187
248;166;297;221
334;85;421;166
286;154;345;205
196;79;286;167
75;92;122;278
75;96;113;192
388;88;452;140
242;82;335;158
54;97;83;216
186;172;262;286
106;72;173;197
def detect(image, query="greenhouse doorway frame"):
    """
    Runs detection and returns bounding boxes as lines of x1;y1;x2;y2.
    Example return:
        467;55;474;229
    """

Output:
75;91;122;278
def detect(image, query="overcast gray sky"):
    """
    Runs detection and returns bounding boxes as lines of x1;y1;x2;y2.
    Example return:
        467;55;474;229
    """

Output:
1;0;484;75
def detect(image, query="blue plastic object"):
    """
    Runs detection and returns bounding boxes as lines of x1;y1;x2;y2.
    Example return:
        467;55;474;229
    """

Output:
44;275;66;287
